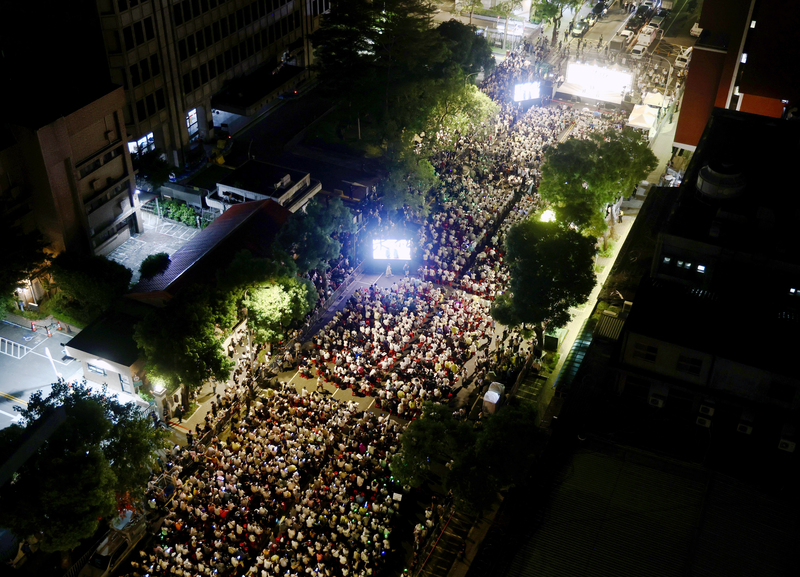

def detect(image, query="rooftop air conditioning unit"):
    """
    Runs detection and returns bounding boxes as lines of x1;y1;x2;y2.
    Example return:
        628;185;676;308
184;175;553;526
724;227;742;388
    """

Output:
696;416;712;428
778;438;796;453
737;422;753;434
649;395;665;408
699;404;715;417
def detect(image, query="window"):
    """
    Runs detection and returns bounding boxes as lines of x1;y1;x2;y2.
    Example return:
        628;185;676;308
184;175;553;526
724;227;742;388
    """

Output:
790;288;797;296
173;4;184;26
204;26;213;46
196;31;205;51
192;0;200;17
183;72;192;93
118;0;128;12
676;355;702;376
150;54;160;76
191;68;200;89
186;108;199;135
140;58;151;81
200;63;208;84
216;54;224;73
201;0;209;12
696;264;706;274
146;93;156;117
144;17;154;40
179;39;188;61
182;0;191;20
208;58;217;79
123;26;135;51
632;342;658;363
133;21;144;45
130;63;141;86
136;99;147;120
220;17;228;37
213;21;221;42
740;53;748;63
187;35;196;55
88;364;107;376
662;256;671;265
155;88;166;110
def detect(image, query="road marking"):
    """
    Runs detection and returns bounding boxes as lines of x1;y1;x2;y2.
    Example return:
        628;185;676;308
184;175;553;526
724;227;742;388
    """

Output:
0;409;20;420
0;391;27;405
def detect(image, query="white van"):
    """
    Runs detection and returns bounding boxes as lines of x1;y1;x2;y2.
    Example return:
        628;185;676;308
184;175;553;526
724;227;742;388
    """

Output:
631;44;648;59
675;46;692;68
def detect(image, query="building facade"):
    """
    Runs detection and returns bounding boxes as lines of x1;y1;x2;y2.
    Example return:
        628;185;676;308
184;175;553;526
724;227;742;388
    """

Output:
95;0;329;166
7;86;143;256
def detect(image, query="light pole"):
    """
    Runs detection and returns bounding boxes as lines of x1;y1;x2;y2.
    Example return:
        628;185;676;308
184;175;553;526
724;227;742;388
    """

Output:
649;53;673;117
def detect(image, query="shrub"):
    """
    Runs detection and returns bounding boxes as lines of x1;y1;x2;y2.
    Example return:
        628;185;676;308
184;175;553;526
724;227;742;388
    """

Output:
139;253;171;279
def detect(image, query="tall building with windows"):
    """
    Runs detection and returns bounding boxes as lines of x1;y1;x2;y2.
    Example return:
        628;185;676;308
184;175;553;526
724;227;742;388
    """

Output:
96;0;329;166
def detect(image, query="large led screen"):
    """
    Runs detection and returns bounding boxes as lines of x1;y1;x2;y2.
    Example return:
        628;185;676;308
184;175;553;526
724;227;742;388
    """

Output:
565;63;632;99
372;239;411;260
513;82;541;102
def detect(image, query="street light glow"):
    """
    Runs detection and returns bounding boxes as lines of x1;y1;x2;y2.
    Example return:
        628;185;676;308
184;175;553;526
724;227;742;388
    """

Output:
540;209;556;222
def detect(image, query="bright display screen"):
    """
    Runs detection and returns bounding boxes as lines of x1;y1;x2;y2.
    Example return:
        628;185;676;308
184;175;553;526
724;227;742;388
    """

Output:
372;239;411;260
565;63;632;97
513;82;541;102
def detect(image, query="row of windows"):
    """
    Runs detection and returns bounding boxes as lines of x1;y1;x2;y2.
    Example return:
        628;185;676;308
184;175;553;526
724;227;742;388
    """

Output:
181;13;299;94
632;343;704;376
177;5;300;62
135;89;168;123
130;54;161;87
309;0;330;18
117;0;148;12
662;256;706;275
173;0;290;27
123;17;156;51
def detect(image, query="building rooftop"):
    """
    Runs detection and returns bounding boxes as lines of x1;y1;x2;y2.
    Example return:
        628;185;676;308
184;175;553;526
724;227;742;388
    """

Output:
64;310;140;367
665;109;800;264
182;164;234;192
217;160;308;199
211;63;305;112
624;277;799;378
128;199;289;304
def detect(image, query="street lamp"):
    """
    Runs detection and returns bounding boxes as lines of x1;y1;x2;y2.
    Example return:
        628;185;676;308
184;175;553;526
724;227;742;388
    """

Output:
649;53;674;115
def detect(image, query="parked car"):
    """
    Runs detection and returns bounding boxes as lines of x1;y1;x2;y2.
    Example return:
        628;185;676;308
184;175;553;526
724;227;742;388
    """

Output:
79;512;147;577
585;13;597;27
631;44;648;59
572;20;589;37
626;16;646;33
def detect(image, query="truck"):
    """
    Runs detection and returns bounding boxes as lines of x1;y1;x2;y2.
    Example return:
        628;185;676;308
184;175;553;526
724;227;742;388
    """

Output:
609;30;634;52
637;25;658;47
675;46;693;68
661;1;674;10
690;22;703;37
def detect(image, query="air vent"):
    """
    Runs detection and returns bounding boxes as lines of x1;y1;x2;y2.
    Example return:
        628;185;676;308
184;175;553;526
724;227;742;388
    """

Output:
696;162;746;199
649;396;665;408
696;416;712;428
778;439;796;453
699;404;715;416
737;423;753;435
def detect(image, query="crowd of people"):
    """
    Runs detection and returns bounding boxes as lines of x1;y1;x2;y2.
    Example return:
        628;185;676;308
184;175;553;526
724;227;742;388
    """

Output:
125;34;637;576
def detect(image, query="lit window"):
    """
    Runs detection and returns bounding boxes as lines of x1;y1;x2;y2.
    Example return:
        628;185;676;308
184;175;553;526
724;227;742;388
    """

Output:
662;256;671;264
791;288;797;295
677;260;684;268
87;364;107;376
750;20;756;28
740;53;748;63
696;265;706;273
683;261;692;269
633;342;658;363
186;108;199;136
676;355;703;376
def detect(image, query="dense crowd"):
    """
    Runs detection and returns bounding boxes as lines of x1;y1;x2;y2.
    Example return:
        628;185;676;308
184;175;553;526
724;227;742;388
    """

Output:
125;39;634;577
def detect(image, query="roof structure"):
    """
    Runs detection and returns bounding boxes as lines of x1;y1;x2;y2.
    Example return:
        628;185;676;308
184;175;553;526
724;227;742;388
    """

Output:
217;160;307;199
64;310;141;367
127;199;289;305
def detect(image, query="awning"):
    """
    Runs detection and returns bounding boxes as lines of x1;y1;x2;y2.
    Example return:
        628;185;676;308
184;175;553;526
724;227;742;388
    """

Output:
627;104;658;130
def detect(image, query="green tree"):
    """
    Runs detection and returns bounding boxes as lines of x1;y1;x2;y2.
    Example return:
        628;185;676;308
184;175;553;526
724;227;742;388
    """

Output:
139;252;170;279
434;19;495;78
245;276;317;344
0;210;48;315
0;382;167;553
278;197;355;291
217;249;296;295
134;287;234;398
495;0;525;50
491;219;595;336
133;148;175;190
455;0;483;25
532;0;580;45
50;252;133;325
538;130;657;235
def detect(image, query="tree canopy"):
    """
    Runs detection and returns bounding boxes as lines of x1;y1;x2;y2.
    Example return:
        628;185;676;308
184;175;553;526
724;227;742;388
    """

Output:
390;400;542;513
277;197;355;275
139;252;170;280
0;382;167;552
538;129;657;235
491;218;596;330
245;277;317;344
134;286;234;393
50;252;133;325
0;210;49;312
434;20;495;79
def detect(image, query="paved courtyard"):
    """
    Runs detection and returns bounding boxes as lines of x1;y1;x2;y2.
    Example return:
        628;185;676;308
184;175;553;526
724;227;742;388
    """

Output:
107;210;200;284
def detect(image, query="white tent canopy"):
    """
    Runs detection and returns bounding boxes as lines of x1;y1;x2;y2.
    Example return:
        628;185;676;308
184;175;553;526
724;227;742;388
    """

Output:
642;91;670;107
627;104;659;130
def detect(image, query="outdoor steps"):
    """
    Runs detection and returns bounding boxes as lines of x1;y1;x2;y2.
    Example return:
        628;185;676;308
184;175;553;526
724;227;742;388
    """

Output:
417;510;474;577
515;371;546;405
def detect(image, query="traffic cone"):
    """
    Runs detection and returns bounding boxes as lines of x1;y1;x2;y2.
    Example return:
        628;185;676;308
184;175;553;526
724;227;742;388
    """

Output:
46;326;52;337
30;322;36;331
57;322;63;331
